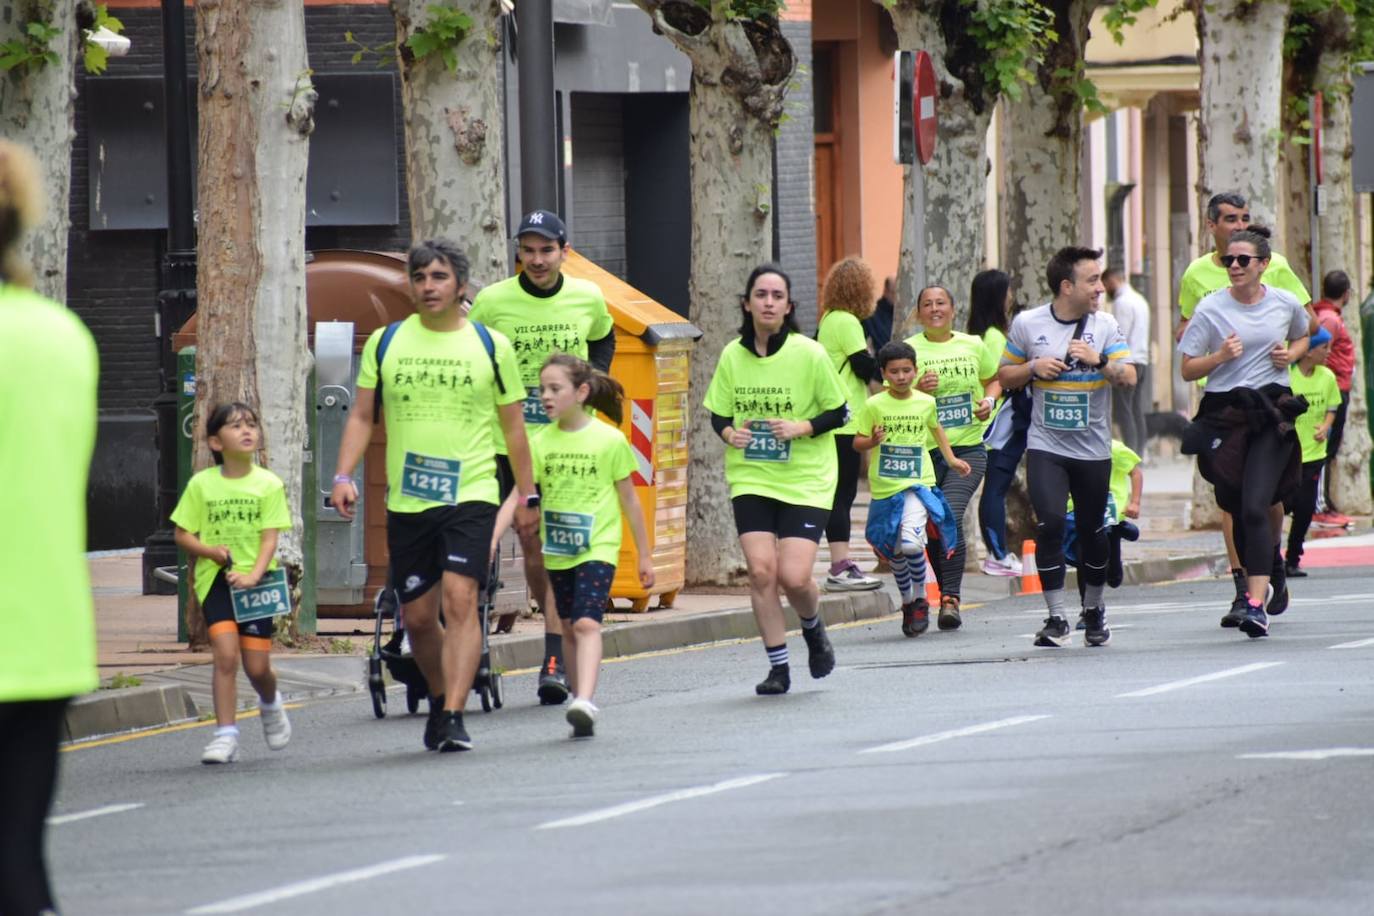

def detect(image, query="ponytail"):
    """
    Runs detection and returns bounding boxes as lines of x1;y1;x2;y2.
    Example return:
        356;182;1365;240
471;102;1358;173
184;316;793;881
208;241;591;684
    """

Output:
543;353;625;425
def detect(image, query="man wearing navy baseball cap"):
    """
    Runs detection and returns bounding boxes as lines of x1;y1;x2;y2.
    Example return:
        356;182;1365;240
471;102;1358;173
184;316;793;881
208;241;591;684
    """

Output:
470;210;616;705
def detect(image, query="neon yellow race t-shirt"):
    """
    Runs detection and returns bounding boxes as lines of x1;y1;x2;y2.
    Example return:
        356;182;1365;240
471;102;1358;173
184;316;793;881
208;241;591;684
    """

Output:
1288;364;1341;463
855;390;939;498
817;309;869;436
0;285;99;701
469;274;615;449
1179;251;1310;320
906;330;999;447
171;465;292;605
531;420;637;570
703;332;846;510
357;315;525;512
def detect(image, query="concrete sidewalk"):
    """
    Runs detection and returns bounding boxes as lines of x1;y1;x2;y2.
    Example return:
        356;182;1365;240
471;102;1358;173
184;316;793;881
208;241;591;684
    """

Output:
78;454;1361;743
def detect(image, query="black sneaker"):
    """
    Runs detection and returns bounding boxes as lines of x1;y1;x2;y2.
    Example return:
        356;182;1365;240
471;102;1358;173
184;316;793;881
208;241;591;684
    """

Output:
1082;607;1110;647
1267;583;1290;616
937;596;962;631
801;618;835;678
755;664;791;695
1220;595;1247;628
537;657;570;706
1034;616;1071;647
1283;561;1307;579
1238;602;1269;638
422;694;446;750
1117;520;1140;542
901;599;930;637
436;712;473;752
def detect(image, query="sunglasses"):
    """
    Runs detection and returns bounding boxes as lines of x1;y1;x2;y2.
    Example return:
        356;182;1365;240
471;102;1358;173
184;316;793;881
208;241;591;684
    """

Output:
1220;254;1262;268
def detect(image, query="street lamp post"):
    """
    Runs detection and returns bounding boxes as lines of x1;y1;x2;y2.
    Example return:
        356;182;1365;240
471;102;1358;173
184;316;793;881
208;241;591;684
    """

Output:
516;0;558;214
142;0;198;595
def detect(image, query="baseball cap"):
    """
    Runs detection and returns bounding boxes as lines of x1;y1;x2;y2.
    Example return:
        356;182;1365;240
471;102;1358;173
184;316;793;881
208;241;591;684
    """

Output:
515;209;567;244
1309;326;1333;348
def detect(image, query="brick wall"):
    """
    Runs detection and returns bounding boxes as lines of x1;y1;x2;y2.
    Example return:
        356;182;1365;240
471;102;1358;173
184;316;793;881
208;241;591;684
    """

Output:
775;19;818;331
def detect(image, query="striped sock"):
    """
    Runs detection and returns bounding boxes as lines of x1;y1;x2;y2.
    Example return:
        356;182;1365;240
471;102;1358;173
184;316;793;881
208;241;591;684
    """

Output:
890;555;916;601
908;552;927;592
765;643;789;667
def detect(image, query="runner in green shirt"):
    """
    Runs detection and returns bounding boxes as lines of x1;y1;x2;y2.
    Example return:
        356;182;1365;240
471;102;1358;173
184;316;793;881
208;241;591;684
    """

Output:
469;209;616;705
0;140;99;915
331;239;537;754
1284;327;1340;576
172;402;294;765
816;257;881;593
496;354;653;739
704;265;847;696
854;341;969;637
905;284;999;629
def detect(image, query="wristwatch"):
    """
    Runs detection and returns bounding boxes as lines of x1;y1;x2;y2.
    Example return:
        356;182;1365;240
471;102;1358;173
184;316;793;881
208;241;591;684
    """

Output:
1094;353;1110;369
520;492;541;508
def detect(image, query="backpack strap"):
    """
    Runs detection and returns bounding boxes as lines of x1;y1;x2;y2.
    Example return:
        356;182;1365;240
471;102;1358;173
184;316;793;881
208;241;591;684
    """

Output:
469;320;507;395
370;320;404;423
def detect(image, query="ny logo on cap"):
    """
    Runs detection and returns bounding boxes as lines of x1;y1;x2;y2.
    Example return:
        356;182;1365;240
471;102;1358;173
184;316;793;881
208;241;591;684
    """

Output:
529;212;544;224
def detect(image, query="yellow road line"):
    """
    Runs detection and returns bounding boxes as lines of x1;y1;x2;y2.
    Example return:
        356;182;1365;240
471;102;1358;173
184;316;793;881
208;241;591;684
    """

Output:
62;704;304;753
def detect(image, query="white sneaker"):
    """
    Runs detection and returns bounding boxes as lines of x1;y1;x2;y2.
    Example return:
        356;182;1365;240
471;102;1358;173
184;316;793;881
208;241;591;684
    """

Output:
260;704;292;751
823;562;882;592
201;733;240;765
981;551;1023;577
566;698;598;738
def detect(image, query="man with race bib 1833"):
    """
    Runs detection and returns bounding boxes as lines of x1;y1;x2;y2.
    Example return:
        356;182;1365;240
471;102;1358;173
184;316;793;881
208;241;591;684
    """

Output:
330;239;537;754
469;209;616;706
999;246;1137;649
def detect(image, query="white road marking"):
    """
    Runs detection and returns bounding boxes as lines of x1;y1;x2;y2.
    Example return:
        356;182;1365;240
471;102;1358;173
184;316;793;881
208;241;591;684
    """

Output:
535;773;787;830
1329;637;1374;650
185;855;446;914
47;802;144;825
1238;748;1374;761
859;715;1051;755
1116;662;1284;698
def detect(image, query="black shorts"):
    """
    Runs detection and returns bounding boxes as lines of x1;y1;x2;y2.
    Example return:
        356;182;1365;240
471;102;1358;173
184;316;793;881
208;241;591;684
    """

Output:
548;560;615;622
387;502;497;603
731;495;828;542
202;572;276;645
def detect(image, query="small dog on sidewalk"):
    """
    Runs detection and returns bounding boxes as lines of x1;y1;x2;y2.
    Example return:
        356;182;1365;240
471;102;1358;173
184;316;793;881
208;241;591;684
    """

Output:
1146;410;1189;446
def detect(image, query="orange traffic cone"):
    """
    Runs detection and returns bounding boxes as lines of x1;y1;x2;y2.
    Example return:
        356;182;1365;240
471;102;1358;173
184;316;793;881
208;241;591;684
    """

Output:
925;579;940;603
1020;539;1041;594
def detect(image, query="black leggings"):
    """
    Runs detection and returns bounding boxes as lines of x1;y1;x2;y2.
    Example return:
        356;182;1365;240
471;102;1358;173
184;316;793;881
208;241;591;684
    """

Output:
1210;423;1294;575
929;444;988;598
1026;450;1111;593
1286;460;1324;565
0;698;68;916
826;434;861;544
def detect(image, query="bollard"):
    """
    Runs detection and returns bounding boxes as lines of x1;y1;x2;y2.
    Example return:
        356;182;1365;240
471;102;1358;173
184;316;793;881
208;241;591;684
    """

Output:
925;579;940;603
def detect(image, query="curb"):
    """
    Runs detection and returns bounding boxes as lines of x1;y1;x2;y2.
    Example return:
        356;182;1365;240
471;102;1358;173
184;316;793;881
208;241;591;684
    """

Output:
1007;551;1231;596
64;683;199;743
488;589;896;672
64;591;895;743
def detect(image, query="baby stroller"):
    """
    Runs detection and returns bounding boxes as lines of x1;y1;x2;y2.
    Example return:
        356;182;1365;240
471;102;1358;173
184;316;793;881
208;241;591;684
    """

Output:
367;547;505;718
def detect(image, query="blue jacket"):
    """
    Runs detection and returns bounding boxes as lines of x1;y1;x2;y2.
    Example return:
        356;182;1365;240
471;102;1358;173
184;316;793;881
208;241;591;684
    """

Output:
865;485;959;562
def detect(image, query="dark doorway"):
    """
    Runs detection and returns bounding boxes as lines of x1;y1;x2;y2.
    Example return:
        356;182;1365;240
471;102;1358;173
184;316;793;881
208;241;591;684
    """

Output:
624;93;690;318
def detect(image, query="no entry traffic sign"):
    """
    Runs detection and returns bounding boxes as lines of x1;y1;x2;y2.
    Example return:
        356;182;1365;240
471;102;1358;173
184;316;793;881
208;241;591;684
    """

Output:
914;50;937;165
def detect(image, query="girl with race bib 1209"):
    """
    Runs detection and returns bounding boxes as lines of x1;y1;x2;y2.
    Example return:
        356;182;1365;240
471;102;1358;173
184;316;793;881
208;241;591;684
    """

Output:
172;402;294;765
496;355;653;738
854;341;968;638
704;265;847;696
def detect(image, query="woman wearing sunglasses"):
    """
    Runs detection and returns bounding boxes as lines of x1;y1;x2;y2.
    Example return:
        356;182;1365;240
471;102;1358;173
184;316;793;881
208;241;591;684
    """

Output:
1179;227;1311;639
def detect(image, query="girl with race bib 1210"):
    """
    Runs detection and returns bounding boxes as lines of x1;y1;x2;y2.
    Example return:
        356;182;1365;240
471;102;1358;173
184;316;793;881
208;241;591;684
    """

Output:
496;355;653;737
172;402;294;765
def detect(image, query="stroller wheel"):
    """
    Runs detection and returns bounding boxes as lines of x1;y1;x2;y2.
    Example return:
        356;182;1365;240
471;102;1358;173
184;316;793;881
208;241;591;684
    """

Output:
405;682;422;714
479;682;493;713
370;682;387;719
490;671;503;709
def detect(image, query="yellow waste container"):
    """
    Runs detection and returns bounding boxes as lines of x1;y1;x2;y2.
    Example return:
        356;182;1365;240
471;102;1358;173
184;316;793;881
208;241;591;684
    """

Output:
562;252;701;611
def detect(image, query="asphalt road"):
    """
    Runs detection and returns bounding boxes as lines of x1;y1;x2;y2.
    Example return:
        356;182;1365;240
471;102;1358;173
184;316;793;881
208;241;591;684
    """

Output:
50;567;1374;916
